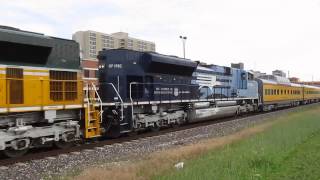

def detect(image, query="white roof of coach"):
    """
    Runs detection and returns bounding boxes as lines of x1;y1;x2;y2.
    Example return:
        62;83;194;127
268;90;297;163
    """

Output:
303;84;320;89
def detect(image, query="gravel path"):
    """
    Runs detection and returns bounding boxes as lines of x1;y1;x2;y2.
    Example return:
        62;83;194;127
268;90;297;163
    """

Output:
0;104;317;180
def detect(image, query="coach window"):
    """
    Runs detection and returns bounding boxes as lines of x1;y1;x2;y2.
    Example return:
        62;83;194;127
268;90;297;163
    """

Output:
265;89;268;95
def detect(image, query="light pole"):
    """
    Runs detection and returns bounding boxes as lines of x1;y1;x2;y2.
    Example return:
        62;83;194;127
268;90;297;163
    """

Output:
179;36;187;58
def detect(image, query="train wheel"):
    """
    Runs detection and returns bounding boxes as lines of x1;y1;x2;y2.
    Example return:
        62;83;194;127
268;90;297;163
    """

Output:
171;123;180;128
127;130;138;137
3;148;29;158
54;133;76;149
150;124;160;132
106;124;121;138
54;141;74;149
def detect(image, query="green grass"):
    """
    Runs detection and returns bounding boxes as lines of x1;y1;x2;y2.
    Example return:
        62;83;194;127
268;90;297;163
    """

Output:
154;106;320;180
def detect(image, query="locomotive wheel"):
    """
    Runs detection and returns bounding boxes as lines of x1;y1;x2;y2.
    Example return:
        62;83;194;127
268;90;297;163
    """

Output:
3;148;29;158
106;124;121;138
171;123;180;128
126;130;138;137
54;141;75;149
54;133;76;149
150;124;160;132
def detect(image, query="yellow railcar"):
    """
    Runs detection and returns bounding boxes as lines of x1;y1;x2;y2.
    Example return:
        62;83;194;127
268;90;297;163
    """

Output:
262;81;303;104
303;85;320;102
258;75;320;110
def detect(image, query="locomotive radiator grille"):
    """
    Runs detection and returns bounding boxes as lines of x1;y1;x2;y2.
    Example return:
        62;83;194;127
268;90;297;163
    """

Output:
6;68;24;104
49;71;78;101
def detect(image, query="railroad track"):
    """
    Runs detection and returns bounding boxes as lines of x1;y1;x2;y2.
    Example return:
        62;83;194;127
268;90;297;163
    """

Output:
0;103;318;167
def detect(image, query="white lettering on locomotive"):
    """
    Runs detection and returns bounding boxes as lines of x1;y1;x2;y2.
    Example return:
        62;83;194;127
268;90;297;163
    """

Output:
108;64;122;69
153;87;190;95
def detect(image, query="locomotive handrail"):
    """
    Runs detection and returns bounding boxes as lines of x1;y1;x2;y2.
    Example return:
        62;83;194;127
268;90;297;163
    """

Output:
129;82;138;128
85;83;91;127
91;82;103;123
107;83;124;122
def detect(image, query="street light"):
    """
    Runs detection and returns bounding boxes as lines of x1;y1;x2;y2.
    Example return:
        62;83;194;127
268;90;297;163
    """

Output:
179;36;187;58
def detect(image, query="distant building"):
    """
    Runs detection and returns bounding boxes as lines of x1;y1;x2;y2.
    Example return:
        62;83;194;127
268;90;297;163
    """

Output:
249;70;267;78
81;59;99;88
300;81;320;87
72;30;156;60
231;63;244;70
72;30;156;86
289;77;300;83
272;70;286;77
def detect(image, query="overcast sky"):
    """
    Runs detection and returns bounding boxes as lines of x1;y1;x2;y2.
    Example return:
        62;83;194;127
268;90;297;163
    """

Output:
1;0;320;81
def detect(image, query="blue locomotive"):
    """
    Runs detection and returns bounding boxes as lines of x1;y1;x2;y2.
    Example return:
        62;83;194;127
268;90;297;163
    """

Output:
98;49;259;137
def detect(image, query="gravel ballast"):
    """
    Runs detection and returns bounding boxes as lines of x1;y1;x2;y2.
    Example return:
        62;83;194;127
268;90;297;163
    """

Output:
0;104;317;180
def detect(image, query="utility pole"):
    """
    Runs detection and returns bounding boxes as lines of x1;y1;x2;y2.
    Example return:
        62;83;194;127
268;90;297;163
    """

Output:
179;36;187;58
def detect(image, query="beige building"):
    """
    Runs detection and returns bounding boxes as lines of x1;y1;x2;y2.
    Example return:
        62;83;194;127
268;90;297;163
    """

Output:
72;30;156;59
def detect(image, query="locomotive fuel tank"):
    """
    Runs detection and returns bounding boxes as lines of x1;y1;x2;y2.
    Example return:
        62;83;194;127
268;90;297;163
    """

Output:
187;105;239;123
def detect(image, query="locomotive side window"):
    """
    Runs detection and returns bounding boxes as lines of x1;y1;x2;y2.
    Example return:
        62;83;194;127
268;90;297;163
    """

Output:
50;71;78;101
6;68;24;104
